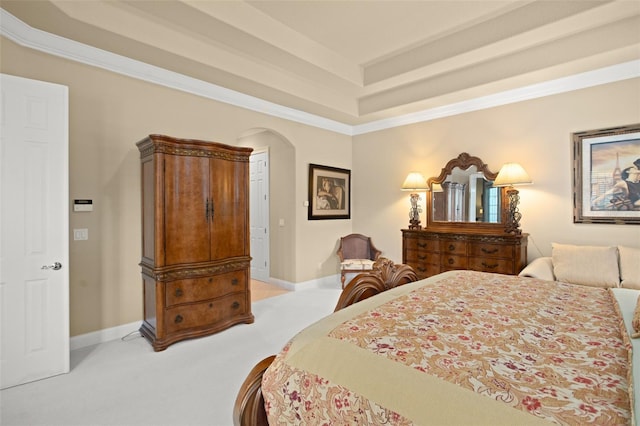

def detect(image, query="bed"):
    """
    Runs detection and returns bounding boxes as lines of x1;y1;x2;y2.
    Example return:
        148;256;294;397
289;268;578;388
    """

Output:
234;259;637;425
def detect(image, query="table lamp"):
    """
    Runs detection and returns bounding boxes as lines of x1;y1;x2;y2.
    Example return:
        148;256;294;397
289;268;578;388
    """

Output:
401;172;428;229
493;162;532;234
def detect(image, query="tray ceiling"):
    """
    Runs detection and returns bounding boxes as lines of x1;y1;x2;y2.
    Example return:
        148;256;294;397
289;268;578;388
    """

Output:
2;0;639;126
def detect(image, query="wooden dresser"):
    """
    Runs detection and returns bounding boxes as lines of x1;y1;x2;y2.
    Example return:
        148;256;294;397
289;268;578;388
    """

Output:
137;135;254;351
401;153;531;280
402;229;528;279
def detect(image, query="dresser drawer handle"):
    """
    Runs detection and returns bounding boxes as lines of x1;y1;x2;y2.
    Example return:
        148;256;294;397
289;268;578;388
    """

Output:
231;278;239;285
417;267;427;272
481;262;498;269
174;288;183;297
417;242;427;248
448;258;454;265
418;255;427;260
449;244;455;251
174;315;183;324
231;301;240;309
481;248;499;254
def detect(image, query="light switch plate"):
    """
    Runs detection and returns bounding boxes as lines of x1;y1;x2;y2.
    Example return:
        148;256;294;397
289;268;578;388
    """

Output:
73;228;88;241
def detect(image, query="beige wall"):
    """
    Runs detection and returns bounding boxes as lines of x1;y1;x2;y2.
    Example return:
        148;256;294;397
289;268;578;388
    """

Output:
1;37;351;336
352;78;640;264
2;35;639;337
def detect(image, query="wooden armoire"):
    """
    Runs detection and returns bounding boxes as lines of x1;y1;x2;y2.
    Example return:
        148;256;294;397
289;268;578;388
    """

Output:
136;134;254;351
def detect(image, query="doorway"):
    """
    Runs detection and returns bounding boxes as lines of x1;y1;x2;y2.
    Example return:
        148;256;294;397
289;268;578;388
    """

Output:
250;149;270;282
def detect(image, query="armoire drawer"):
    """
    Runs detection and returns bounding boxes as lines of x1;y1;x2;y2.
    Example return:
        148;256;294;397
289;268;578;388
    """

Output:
165;270;247;306
165;293;248;333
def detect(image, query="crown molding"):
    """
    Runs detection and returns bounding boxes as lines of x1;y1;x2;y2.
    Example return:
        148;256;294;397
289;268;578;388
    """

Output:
2;8;638;137
353;60;640;136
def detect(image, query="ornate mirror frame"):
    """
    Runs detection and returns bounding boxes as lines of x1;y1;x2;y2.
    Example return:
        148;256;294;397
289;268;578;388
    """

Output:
426;153;509;234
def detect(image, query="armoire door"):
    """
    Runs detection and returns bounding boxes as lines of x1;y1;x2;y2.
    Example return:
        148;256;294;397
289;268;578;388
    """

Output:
163;154;211;265
209;157;248;260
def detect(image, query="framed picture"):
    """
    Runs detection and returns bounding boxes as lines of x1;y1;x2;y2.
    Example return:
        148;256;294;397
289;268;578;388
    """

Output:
308;163;351;220
572;123;640;224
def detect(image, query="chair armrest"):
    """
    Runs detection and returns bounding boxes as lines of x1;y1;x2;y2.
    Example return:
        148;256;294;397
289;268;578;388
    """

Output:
518;257;555;281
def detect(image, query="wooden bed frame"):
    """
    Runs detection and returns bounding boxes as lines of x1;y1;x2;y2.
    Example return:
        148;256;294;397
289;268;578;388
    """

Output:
232;258;417;426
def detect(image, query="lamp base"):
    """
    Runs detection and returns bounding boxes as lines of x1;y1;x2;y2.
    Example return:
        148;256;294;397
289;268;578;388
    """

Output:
407;193;423;230
504;187;522;235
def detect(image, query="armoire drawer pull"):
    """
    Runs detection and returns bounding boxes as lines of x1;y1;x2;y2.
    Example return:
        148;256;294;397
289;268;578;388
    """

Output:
174;288;183;297
231;278;239;285
448;258;454;265
417;242;427;248
449;244;455;251
231;301;240;309
174;315;183;324
418;255;427;260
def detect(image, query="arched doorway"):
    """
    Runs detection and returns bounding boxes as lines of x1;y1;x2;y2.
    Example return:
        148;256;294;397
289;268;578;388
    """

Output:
238;129;296;283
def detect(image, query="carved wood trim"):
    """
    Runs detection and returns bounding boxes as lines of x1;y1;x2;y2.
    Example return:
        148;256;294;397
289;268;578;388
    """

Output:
427;152;498;186
425;152;511;234
136;134;252;162
334;257;418;311
140;258;251;281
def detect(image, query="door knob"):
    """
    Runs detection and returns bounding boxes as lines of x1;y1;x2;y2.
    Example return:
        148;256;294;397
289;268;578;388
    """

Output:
41;262;62;270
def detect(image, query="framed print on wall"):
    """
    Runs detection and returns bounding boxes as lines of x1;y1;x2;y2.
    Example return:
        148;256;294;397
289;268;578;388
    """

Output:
308;163;351;220
572;123;640;224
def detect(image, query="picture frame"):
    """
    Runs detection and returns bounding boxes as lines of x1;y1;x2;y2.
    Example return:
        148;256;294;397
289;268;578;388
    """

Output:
308;163;351;220
572;123;640;224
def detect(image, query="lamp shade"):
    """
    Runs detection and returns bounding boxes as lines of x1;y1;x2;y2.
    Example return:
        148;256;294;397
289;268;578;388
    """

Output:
401;172;428;191
493;163;532;187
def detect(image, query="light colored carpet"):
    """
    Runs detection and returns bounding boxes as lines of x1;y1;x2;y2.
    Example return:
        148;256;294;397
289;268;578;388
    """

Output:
0;287;341;426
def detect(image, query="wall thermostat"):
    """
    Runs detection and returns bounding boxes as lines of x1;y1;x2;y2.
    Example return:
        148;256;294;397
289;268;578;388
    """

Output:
74;199;93;212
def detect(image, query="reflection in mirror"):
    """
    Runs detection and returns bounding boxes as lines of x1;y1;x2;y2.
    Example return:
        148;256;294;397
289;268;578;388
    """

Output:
431;165;501;223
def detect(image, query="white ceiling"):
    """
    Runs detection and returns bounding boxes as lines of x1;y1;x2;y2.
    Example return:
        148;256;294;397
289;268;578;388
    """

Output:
2;0;640;126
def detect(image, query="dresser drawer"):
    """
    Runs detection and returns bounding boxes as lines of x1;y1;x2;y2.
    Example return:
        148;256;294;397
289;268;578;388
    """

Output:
468;257;514;274
468;243;513;259
441;254;467;270
413;263;440;279
166;270;247;306
441;240;467;255
406;251;440;264
165;293;248;333
405;237;440;252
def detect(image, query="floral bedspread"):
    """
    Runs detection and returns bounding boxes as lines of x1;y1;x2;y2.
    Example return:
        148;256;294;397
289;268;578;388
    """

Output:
262;271;632;425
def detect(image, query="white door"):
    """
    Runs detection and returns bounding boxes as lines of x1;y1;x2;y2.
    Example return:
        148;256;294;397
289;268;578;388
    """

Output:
250;150;269;282
0;74;69;389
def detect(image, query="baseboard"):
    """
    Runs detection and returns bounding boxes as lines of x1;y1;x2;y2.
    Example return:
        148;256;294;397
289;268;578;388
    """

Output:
268;274;341;291
70;321;141;351
69;275;341;350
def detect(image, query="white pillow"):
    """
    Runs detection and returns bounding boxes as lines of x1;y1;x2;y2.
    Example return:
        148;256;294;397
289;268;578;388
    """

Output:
619;246;640;289
551;243;619;288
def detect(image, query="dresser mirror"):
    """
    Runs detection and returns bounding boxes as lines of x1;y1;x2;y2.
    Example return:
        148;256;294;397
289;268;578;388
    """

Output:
426;153;508;234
